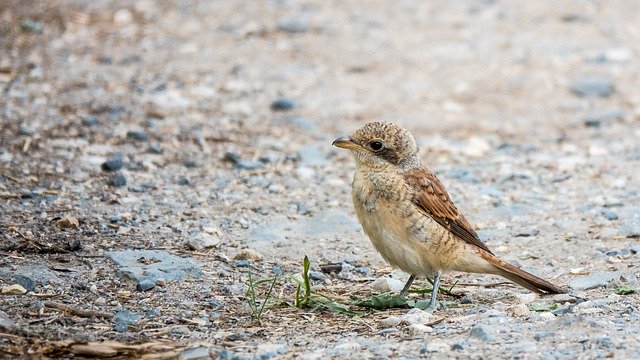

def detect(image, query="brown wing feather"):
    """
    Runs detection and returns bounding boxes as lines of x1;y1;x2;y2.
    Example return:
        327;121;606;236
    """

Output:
404;168;494;254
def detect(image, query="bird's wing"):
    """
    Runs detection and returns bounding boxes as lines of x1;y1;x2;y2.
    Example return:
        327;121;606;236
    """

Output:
403;168;493;254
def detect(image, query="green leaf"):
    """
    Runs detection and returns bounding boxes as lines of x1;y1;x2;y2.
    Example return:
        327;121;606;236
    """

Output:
528;303;559;312
354;293;410;310
614;285;636;295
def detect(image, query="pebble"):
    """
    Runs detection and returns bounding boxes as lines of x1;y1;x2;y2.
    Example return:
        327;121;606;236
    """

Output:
370;277;405;293
223;152;264;170
170;326;189;334
185;234;221;251
508;303;530;317
148;144;163;154
514;227;539;237
101;158;123;171
126;130;149;141
19;19;43;33
178;346;212;360
110;172;127;187
233;249;263;261
277;19;309;34
223;284;247;296
1;284;27;295
552;305;574;316
470;324;496;342
380;316;402;328
569;271;621;290
56;216;80;229
406;324;433;336
334;342;362;352
550;293;576;303
0;310;18;332
602;209;619;220
309;271;327;281
81;116;98;127
401;308;434;325
107;250;202;282
14;275;35;292
137;279;156;291
177;176;190;186
569;76;614;98
618;207;640;238
270;98;295;111
355;267;371;276
234;260;250;268
114;309;141;325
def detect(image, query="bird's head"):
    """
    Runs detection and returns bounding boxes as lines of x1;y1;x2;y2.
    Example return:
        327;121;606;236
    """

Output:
332;122;420;169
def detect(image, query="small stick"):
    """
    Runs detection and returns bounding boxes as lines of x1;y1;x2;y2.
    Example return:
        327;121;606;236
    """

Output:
44;301;113;319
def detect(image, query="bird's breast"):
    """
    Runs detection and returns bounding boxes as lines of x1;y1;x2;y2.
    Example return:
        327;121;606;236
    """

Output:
351;172;450;275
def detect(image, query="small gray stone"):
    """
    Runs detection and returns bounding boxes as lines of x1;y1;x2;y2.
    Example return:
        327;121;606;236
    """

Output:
101;158;123;172
234;260;250;268
126;130;149;141
380;316;402;328
309;271;326;281
177;176;190;186
223;284;247;296
114;323;128;333
114;309;141;325
110;172;127;187
137;280;156;291
178;346;212;360
0;310;18;332
14;275;35;292
82;116;98;127
245;175;268;187
569;271;621;290
470;324;496;341
618;208;640;238
270;97;295;111
602;209;619;220
185;234;221;251
552;305;574;316
514;227;539;237
569;76;614;98
148;144;163;154
170;326;188;334
277;19;309;34
107;250;202;283
451;342;466;350
11;265;59;286
355;267;371;276
534;332;555;341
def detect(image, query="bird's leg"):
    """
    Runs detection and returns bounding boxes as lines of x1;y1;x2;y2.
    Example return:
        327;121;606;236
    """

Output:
399;274;416;297
426;271;441;310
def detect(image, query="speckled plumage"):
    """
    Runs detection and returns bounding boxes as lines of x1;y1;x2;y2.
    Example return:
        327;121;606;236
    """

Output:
333;122;566;298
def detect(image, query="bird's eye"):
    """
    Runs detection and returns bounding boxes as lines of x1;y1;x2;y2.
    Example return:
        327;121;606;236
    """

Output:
369;141;384;151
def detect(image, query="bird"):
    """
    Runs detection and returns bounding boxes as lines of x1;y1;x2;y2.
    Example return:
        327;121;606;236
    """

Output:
332;122;566;309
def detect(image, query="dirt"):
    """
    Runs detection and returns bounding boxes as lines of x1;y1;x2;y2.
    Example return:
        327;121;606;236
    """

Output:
1;1;639;358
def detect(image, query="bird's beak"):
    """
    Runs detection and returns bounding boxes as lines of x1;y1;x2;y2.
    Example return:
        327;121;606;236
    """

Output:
332;136;365;151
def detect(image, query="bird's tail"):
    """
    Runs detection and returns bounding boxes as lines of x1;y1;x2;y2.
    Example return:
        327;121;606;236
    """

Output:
480;251;567;294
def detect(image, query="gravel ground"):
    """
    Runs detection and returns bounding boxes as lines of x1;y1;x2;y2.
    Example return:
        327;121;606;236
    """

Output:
1;1;639;358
